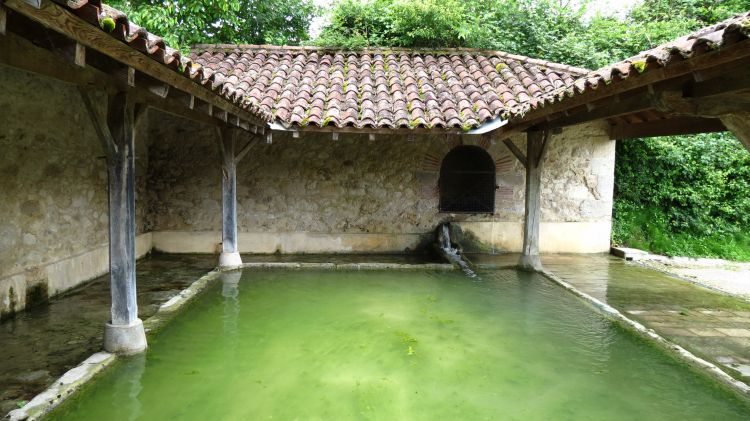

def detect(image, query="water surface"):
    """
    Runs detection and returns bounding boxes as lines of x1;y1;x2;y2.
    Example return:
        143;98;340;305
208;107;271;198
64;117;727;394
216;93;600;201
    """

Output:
51;269;750;420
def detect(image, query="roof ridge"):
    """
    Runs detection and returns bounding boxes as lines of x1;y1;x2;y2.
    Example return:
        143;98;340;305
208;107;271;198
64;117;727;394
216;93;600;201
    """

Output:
191;44;591;75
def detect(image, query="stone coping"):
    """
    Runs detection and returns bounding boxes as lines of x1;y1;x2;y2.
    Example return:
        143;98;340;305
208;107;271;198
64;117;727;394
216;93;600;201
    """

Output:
236;262;455;271
540;269;750;401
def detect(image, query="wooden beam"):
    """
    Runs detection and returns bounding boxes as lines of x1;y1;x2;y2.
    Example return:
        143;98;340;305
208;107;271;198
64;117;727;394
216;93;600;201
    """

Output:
688;61;750;98
655;90;750;117
609;117;726;139
4;0;266;127
502;138;527;168
0;31;244;130
720;113;750;153
537;93;654;129
517;39;750;126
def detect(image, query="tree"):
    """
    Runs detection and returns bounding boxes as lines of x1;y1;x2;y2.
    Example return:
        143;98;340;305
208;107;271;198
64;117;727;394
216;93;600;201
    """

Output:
313;0;491;49
109;0;318;51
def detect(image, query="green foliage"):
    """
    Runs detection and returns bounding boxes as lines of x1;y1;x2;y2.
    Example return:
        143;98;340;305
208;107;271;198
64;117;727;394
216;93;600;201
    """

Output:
109;0;318;51
612;133;750;260
313;0;486;49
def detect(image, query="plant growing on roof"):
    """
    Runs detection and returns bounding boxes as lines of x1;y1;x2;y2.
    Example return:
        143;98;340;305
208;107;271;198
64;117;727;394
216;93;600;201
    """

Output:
100;17;117;32
631;60;647;73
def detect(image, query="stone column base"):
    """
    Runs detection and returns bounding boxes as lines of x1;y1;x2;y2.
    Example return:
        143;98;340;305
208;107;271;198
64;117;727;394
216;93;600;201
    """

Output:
518;254;544;272
104;318;147;355
219;251;243;268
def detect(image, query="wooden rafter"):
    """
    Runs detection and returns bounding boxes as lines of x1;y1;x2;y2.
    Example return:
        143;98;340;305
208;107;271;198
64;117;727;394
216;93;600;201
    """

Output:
0;30;246;130
2;0;266;130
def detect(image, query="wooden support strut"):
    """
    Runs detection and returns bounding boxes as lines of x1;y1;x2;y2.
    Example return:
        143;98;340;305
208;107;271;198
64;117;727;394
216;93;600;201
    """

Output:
518;131;548;272
502;138;527;168
80;89;147;353
719;113;750;154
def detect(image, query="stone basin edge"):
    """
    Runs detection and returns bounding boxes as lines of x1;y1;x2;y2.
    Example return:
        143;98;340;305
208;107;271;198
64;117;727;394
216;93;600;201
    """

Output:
540;269;750;402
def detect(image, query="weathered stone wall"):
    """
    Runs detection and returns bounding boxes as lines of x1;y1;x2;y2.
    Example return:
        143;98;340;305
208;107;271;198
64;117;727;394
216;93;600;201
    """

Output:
147;114;614;253
0;68;151;319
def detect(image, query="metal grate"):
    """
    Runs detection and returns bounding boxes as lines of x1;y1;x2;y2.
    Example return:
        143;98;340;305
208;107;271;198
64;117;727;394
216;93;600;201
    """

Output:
439;146;496;213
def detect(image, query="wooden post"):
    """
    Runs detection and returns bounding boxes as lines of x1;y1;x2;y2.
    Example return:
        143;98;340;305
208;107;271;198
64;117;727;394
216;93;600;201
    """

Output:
217;128;243;268
80;89;146;354
518;131;547;272
719;113;750;154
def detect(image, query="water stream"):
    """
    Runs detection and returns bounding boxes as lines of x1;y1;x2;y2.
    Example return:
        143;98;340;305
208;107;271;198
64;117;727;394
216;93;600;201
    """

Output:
437;223;477;278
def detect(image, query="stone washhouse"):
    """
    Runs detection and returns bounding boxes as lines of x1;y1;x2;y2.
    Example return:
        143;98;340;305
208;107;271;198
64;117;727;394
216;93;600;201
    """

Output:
1;0;749;353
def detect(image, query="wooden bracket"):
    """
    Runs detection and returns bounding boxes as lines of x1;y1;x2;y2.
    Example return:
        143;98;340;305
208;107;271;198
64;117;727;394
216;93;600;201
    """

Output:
538;130;550;165
502;138;527;168
235;135;259;164
79;87;117;159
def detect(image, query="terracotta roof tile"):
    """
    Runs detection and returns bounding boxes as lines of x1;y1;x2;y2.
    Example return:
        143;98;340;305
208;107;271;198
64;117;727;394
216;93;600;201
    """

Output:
50;0;271;123
524;11;750;117
191;45;589;130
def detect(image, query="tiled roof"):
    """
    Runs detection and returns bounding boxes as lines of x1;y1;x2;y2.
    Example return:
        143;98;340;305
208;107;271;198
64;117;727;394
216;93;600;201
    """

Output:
524;11;750;117
191;46;589;130
51;0;272;122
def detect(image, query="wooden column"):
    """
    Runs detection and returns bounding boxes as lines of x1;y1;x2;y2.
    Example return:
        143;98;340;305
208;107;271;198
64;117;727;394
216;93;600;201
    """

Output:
518;131;547;272
80;89;146;354
719;113;750;154
217;128;243;268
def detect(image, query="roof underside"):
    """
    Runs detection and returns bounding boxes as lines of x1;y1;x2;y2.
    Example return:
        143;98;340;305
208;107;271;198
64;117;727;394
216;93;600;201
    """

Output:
44;0;273;123
191;46;588;130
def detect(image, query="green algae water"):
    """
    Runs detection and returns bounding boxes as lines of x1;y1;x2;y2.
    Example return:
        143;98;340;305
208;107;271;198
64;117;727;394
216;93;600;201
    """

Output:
51;269;750;420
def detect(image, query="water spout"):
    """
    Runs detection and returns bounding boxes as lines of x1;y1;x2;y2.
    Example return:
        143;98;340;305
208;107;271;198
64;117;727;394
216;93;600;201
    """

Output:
436;223;477;278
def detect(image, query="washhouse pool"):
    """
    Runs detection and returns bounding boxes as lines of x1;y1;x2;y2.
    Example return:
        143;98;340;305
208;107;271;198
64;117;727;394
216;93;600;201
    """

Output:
50;268;750;420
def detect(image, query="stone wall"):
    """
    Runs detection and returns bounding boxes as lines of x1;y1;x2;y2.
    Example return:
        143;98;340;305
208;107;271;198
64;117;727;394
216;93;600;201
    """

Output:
147;114;615;254
0;66;615;318
0;68;151;319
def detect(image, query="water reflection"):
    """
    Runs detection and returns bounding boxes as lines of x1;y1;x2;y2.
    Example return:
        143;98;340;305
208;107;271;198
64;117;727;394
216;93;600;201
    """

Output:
110;353;146;421
221;271;242;347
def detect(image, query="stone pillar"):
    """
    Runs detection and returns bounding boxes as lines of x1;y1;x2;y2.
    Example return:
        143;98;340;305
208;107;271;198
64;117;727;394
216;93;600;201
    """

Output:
518;131;545;272
219;129;242;268
103;92;146;354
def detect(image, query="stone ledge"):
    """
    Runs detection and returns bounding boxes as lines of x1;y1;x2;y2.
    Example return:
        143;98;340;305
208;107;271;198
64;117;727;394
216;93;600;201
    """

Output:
238;262;455;271
6;352;115;421
541;269;750;400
